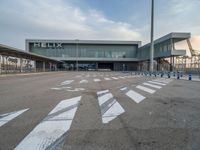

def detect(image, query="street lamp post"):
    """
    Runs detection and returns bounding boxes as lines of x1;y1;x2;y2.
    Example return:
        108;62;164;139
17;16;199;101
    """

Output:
76;39;79;71
150;0;154;72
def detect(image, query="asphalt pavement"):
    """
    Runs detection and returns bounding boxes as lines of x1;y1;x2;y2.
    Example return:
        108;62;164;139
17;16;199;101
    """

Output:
0;71;200;150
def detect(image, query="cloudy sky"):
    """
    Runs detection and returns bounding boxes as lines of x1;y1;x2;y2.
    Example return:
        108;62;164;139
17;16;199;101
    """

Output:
0;0;200;50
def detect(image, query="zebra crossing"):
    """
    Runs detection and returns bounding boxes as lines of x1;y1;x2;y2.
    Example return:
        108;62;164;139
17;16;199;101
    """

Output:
14;97;81;150
0;78;173;149
51;75;138;90
97;90;125;124
0;108;29;127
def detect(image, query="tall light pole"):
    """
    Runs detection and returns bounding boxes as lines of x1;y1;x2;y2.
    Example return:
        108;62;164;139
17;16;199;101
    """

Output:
76;39;79;71
150;0;154;72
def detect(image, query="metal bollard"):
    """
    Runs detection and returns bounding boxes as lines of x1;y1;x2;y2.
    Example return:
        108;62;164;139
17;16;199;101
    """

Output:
168;72;170;78
180;72;183;78
161;73;163;78
177;72;180;79
189;73;192;80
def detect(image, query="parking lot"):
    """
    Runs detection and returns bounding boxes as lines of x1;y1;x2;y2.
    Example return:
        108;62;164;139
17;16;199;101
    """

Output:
0;71;200;150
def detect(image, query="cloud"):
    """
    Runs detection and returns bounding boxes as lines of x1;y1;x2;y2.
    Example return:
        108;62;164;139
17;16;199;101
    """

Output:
0;0;142;49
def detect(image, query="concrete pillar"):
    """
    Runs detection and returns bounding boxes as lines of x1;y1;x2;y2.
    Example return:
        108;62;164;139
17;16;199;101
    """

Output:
43;61;46;72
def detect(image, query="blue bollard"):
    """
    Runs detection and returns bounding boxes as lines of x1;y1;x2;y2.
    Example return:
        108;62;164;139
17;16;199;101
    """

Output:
168;72;170;78
189;73;192;80
161;72;163;78
180;72;183;78
177;72;180;79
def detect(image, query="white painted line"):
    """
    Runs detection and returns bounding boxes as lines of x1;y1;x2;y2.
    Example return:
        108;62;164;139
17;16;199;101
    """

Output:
112;77;118;80
51;87;62;90
126;90;146;103
76;75;81;78
97;90;125;124
61;80;74;86
67;88;85;92
97;90;109;95
153;79;172;84
119;76;125;79
104;78;111;80
98;93;113;105
136;85;156;94
94;79;101;82
148;81;166;86
120;87;128;91
51;87;71;90
0;108;29;127
143;82;162;89
15;96;81;150
79;80;88;84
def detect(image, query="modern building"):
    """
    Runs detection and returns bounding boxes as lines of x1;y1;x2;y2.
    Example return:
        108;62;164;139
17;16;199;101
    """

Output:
26;32;191;71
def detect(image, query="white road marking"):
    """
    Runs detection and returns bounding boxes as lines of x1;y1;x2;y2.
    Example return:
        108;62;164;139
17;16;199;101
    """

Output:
143;82;162;89
112;77;118;80
61;80;74;85
51;87;62;90
0;108;29;127
94;79;101;82
97;90;109;95
67;88;85;92
136;85;156;94
104;78;111;80
148;81;166;86
153;79;172;84
119;76;125;79
80;80;88;84
15;96;81;150
97;90;125;124
75;75;81;78
51;87;71;90
120;87;128;91
126;90;146;103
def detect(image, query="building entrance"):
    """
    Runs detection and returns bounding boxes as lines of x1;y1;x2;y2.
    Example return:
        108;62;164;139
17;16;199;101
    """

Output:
98;63;114;70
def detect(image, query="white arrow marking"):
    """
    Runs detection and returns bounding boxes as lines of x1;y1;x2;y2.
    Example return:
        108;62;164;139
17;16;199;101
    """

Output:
60;80;74;86
80;80;88;84
15;96;81;150
0;108;29;127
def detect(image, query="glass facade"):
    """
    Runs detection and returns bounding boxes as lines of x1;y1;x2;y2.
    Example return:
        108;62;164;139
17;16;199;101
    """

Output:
29;44;137;59
137;39;172;60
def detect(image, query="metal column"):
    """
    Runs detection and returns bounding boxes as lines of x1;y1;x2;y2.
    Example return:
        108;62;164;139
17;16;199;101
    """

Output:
150;0;154;72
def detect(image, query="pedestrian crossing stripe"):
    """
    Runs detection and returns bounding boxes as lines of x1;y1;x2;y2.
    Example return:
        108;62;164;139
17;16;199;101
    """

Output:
97;90;125;124
126;90;146;103
0;108;29;127
143;82;162;89
148;81;166;86
136;85;156;94
15;96;81;150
